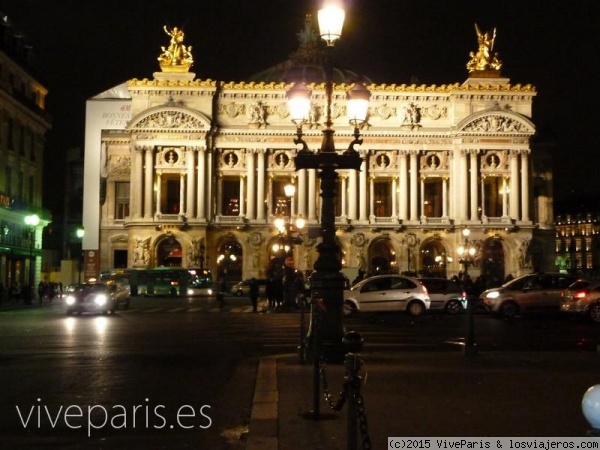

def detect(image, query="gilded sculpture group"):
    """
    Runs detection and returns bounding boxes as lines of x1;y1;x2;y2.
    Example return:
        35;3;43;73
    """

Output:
158;26;194;70
466;24;502;73
156;22;500;76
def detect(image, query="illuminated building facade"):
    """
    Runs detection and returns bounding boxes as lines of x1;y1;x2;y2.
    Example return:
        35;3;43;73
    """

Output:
0;14;51;296
83;20;554;287
555;213;600;277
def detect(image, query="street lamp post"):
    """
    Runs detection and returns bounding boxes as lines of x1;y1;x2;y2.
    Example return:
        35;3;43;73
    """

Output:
287;1;370;361
24;214;40;304
457;228;478;357
76;228;85;283
273;183;306;309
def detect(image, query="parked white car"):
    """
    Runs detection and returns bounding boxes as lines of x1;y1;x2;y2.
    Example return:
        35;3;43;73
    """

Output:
343;274;430;316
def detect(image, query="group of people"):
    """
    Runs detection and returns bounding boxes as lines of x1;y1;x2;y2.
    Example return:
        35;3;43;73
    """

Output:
37;281;63;304
450;271;510;298
0;281;65;305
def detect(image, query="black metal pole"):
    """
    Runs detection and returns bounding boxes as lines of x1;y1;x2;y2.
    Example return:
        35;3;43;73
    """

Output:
29;234;34;304
463;261;477;357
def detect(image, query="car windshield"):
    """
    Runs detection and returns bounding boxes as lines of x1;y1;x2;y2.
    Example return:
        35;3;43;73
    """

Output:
567;280;591;291
502;276;530;290
77;284;106;294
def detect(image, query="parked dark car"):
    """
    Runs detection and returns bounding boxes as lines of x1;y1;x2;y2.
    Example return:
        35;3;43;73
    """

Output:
560;279;600;322
65;282;130;315
418;277;467;314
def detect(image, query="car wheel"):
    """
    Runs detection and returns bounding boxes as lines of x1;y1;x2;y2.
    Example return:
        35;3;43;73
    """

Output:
445;299;462;315
407;300;425;316
499;301;519;318
589;304;600;323
343;301;357;316
124;299;130;310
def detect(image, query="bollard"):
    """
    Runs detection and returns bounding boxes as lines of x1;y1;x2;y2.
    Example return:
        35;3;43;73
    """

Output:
298;302;307;364
343;332;364;450
463;295;478;357
582;384;600;435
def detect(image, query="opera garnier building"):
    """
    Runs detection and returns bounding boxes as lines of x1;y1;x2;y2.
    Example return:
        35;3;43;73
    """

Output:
83;16;554;289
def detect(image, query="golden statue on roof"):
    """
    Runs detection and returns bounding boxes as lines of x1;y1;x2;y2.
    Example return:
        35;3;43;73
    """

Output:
158;25;194;72
467;24;502;73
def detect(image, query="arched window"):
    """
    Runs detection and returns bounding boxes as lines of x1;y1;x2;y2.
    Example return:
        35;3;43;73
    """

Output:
369;240;395;275
481;238;505;287
420;240;447;278
217;239;242;283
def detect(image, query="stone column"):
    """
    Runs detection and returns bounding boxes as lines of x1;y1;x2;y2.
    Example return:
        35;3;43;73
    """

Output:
186;147;195;218
459;150;468;221
369;176;375;220
197;147;206;220
143;146;153;219
179;173;185;216
156;173;162;215
442;177;448;218
521;149;530;221
510;150;520;219
348;169;357;221
470;150;479;221
409;150;418;221
132;146;144;219
246;150;256;220
239;175;246;217
359;151;368;221
399;150;408;221
257;150;266;221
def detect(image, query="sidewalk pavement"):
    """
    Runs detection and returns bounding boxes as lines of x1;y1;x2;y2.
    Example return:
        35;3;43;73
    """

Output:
246;349;600;449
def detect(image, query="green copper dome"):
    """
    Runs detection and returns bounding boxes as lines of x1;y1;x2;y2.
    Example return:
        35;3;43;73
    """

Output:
247;15;372;85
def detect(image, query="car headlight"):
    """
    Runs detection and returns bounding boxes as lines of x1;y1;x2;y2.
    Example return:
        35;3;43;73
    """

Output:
94;294;108;306
486;291;500;299
65;296;76;305
207;289;213;295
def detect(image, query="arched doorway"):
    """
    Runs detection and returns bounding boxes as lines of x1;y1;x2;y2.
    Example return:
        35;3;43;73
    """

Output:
156;236;182;267
216;239;242;286
480;238;505;287
369;239;396;275
420;240;448;278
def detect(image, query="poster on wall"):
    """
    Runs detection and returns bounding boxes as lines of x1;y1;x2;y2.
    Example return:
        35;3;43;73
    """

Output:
83;250;100;282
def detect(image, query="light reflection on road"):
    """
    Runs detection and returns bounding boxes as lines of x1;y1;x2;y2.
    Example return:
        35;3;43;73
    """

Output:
63;315;110;347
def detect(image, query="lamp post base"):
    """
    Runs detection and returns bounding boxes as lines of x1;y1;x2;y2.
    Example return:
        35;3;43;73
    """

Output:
305;271;347;364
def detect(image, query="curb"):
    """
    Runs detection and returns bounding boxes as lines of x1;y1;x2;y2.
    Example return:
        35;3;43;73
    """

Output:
245;355;281;450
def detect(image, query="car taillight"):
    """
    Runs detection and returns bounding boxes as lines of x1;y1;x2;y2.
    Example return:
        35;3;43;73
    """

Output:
462;290;467;298
574;291;588;300
421;285;428;295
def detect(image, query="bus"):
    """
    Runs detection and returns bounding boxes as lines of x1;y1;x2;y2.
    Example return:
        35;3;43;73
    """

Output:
100;267;213;297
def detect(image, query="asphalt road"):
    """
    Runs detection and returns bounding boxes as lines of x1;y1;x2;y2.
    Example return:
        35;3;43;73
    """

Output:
1;297;599;448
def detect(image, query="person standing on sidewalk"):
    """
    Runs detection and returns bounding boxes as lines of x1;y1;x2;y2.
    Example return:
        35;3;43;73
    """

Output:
249;277;259;313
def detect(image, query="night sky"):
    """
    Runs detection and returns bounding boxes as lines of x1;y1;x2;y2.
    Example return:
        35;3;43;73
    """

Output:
2;0;598;212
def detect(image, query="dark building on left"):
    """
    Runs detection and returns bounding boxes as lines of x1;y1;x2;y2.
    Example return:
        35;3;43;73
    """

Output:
0;14;51;301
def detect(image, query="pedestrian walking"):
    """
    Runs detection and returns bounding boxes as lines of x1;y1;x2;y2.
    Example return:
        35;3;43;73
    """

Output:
217;279;227;308
249;277;259;312
266;278;275;309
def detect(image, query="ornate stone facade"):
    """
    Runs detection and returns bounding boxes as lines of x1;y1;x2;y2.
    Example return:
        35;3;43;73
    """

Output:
83;24;554;287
